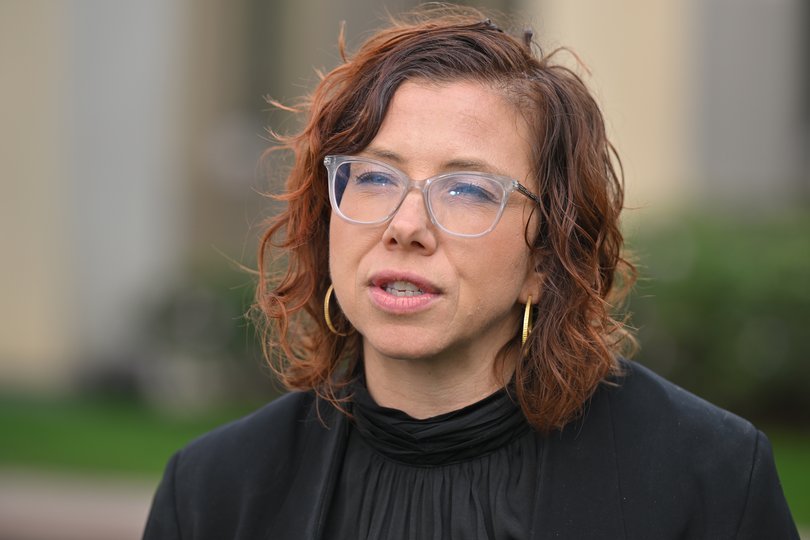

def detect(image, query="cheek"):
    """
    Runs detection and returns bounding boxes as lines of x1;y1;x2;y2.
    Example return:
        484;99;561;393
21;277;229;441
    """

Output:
328;215;339;268
328;216;379;290
328;218;358;325
456;234;531;294
328;215;353;285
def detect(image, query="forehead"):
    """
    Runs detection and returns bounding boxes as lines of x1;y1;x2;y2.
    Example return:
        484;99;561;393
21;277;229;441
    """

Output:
365;80;533;180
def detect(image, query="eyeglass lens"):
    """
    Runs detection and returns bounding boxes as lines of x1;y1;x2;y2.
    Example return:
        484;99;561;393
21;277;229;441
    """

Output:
332;159;507;236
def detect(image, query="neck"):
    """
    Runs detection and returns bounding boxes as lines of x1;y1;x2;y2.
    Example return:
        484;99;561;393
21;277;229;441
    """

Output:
362;345;515;419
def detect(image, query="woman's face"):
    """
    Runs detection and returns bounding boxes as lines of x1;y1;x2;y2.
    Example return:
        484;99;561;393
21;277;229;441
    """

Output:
329;80;541;368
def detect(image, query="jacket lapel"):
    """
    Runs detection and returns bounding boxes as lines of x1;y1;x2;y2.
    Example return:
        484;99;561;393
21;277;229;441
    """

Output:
531;386;626;539
272;397;349;540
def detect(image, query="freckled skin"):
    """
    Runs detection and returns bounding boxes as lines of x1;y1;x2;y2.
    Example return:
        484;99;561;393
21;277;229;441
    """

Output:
329;80;542;415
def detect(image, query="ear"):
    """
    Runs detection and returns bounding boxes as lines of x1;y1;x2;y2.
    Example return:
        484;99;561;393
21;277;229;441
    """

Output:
518;264;544;305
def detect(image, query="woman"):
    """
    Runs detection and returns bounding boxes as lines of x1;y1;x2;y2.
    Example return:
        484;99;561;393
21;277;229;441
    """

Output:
144;7;798;539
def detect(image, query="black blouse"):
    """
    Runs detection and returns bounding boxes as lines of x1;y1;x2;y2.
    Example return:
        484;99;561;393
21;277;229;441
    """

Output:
324;383;542;539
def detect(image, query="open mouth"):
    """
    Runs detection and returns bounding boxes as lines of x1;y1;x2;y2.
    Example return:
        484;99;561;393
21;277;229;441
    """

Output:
368;272;439;313
383;280;425;297
370;272;439;297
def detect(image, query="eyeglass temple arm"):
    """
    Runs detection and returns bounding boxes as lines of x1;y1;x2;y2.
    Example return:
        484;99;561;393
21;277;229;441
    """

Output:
516;182;542;206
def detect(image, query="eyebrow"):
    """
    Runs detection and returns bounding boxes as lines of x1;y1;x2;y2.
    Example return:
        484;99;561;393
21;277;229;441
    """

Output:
361;147;512;178
362;147;402;163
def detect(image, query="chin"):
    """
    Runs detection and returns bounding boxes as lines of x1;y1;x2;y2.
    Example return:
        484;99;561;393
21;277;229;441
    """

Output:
369;344;445;362
363;331;448;362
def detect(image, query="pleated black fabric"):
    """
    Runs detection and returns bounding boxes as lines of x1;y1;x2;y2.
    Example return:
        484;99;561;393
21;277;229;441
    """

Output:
324;383;541;540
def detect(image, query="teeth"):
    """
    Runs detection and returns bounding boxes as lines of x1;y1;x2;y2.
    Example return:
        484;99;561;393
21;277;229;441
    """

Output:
384;280;424;297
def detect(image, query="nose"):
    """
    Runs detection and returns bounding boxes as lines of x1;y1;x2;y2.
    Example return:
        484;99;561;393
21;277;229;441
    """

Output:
381;190;438;253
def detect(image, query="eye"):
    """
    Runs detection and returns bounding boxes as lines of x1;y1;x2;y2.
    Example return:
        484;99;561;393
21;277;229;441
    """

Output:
353;171;399;186
443;177;500;204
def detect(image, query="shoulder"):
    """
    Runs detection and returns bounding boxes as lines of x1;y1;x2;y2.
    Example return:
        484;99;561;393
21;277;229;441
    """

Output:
187;390;317;451
593;360;797;537
165;389;346;506
602;360;760;488
174;390;326;481
144;391;346;539
606;359;757;445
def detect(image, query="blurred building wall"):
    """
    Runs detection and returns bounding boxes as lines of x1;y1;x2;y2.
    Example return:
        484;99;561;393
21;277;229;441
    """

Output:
527;0;808;219
1;1;189;390
696;0;807;207
527;0;695;217
1;3;76;388
67;0;189;370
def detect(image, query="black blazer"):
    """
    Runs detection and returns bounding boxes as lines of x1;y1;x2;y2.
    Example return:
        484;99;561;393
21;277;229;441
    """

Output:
143;361;799;539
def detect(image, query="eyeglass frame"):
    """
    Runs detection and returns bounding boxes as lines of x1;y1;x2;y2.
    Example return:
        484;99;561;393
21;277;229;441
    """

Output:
323;154;542;238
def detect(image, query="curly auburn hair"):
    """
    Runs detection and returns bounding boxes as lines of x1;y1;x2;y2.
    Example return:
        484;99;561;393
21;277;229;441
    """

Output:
254;5;636;433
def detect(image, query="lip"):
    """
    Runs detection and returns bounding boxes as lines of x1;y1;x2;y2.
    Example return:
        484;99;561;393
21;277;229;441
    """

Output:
368;270;441;314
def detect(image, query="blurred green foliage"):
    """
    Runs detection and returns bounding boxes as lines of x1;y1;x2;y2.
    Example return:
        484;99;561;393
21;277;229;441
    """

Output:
0;395;256;476
770;429;810;526
125;261;282;412
627;210;810;425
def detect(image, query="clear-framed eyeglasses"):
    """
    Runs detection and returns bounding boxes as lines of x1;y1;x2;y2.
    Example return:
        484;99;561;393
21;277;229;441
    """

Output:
323;155;542;238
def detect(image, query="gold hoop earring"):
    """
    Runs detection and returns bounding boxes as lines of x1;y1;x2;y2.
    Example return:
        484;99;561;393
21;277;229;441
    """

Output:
521;295;533;347
324;284;349;336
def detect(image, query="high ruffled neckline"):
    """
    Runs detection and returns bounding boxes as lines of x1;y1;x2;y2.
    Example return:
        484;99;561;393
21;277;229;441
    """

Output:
350;381;530;466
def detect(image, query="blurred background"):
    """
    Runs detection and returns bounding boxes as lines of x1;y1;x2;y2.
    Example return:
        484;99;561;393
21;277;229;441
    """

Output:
1;0;808;538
